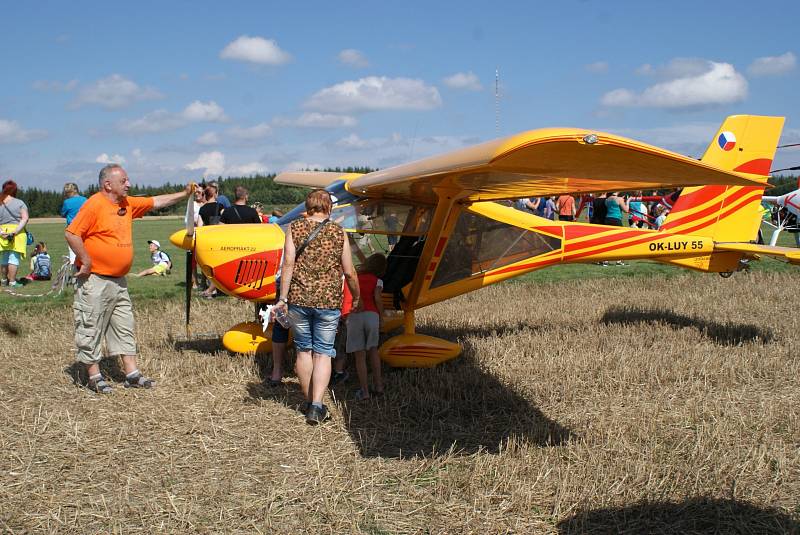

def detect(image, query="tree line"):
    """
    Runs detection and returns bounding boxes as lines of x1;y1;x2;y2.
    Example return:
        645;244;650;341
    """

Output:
17;167;376;218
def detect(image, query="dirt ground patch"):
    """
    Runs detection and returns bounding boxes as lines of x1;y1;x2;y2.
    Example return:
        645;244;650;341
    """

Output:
1;271;798;533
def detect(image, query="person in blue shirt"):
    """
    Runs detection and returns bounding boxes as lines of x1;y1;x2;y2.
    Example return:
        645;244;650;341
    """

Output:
60;182;87;264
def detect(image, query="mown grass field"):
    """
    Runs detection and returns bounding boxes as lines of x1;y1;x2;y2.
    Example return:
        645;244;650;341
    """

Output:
1;218;799;533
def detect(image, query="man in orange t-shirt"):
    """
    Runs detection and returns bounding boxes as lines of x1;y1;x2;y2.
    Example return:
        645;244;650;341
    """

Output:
65;164;191;394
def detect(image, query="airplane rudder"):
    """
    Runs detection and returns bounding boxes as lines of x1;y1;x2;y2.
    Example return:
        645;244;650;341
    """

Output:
661;115;783;240
700;115;784;180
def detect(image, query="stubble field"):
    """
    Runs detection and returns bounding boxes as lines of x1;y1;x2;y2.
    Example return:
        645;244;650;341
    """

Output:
1;269;799;534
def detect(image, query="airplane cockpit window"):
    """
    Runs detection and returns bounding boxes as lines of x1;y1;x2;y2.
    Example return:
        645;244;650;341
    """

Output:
430;210;561;289
275;180;359;228
330;201;432;236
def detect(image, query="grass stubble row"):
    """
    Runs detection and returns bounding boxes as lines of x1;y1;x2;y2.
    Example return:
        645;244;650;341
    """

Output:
0;270;798;534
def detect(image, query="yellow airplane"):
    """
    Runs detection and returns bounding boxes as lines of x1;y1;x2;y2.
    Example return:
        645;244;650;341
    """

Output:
171;114;798;366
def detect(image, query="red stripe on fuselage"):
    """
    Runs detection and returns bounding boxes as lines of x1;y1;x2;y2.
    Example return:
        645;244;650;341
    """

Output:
564;230;643;252
565;232;663;262
531;225;563;237
563;225;612;240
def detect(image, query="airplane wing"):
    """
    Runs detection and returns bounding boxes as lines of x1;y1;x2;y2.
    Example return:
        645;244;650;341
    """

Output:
274;171;363;188
714;242;800;265
346;128;768;204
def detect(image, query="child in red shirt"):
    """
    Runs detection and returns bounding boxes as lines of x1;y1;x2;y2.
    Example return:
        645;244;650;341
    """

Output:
345;253;386;400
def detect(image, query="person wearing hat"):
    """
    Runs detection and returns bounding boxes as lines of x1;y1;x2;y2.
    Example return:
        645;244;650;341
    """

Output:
135;240;172;277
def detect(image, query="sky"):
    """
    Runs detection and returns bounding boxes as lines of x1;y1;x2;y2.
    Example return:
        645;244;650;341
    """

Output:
1;0;798;192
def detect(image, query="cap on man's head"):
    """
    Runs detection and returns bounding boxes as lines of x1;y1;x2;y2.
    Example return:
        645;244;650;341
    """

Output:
147;240;161;248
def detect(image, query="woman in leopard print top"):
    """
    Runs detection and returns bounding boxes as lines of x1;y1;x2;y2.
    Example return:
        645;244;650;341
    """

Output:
274;189;360;424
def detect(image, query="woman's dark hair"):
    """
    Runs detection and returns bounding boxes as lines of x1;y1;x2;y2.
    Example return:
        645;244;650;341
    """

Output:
359;253;387;276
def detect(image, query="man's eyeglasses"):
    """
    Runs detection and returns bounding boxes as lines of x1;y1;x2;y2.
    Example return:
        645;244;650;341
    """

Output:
117;207;127;216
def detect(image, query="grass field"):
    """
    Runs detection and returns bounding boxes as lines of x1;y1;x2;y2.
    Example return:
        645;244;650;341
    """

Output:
1;218;799;533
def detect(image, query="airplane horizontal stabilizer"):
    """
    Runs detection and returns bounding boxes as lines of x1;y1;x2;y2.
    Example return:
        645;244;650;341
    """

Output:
713;242;800;265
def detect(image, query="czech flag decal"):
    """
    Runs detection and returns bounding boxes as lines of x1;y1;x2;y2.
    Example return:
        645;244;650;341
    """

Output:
717;131;736;151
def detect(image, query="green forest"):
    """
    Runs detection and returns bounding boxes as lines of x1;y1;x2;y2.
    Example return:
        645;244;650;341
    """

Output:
17;167;376;218
14;170;800;219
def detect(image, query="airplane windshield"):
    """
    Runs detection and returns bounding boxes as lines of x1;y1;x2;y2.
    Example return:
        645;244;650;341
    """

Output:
430;209;561;289
330;200;432;236
274;180;359;228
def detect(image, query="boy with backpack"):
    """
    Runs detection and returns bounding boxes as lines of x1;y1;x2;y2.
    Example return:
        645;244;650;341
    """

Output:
135;240;172;277
25;242;51;280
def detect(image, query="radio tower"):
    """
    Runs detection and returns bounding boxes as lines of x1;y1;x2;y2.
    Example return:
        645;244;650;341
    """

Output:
495;68;500;137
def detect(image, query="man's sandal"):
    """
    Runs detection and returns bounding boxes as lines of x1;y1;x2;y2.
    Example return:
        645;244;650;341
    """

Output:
123;375;156;389
88;377;113;394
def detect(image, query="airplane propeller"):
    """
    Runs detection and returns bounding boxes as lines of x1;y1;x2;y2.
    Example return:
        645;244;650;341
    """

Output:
183;185;196;339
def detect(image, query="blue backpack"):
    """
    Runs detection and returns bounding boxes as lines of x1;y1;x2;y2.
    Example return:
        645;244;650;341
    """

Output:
35;253;51;278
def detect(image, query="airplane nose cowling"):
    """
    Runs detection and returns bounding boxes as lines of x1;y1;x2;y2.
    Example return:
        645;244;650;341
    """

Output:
193;223;286;303
169;229;194;250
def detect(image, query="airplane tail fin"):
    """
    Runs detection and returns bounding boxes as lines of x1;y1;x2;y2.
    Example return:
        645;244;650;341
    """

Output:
659;115;784;242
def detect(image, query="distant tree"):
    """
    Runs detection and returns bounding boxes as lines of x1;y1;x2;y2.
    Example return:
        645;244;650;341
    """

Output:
765;174;798;196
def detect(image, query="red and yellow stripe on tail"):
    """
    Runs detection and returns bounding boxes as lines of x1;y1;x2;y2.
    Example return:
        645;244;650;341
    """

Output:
660;115;784;243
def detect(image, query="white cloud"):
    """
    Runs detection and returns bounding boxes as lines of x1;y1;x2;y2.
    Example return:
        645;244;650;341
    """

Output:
32;79;78;92
305;76;442;113
185;151;226;177
196;132;220;146
120;100;228;134
184;151;268;177
182;101;227;122
601;61;748;109
636;58;712;80
335;133;371;150
95;153;126;165
71;74;163;110
219;35;291;65
636;64;655;76
273;112;357;128
228;162;267;176
585;62;609;74
748;52;796;77
442;71;483;91
338;49;369;68
0;119;47;144
228;122;272;140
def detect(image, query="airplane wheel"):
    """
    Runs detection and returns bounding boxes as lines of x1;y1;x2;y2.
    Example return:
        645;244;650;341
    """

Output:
719;271;733;278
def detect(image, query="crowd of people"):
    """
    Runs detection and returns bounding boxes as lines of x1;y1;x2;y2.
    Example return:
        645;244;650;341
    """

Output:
513;192;671;230
2;169;382;426
187;180;284;297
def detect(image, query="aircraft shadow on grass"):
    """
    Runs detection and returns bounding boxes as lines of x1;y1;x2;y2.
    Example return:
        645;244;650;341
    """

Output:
246;322;575;460
556;497;799;535
600;306;774;346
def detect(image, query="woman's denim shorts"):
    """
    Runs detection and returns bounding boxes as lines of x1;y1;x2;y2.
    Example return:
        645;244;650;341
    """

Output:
288;305;341;357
